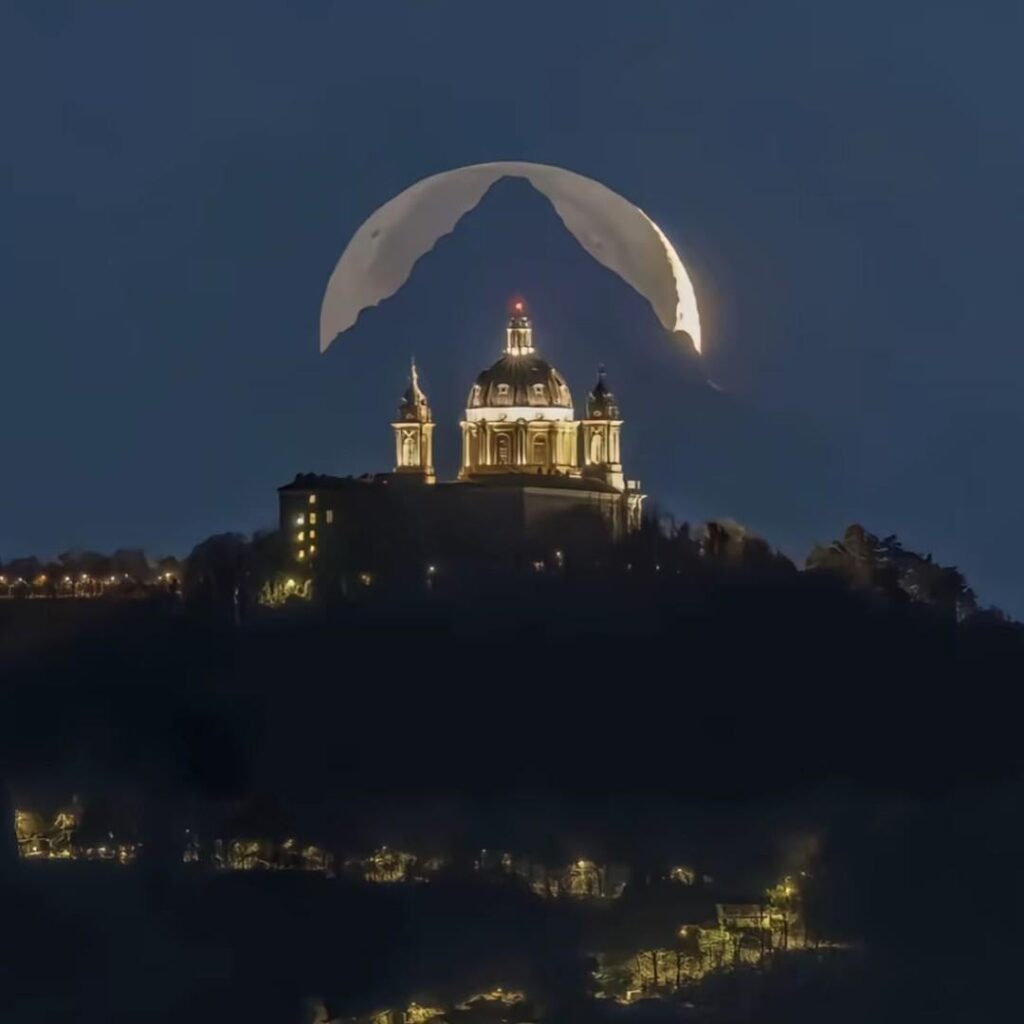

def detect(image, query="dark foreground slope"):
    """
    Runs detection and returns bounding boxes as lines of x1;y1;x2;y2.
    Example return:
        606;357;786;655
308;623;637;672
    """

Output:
1;568;1022;1022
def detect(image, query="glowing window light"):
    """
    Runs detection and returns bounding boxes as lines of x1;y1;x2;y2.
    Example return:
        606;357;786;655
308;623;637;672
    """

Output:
309;545;316;555
309;512;317;525
297;550;306;561
295;514;305;526
325;509;334;523
309;529;316;539
297;531;305;542
308;494;317;504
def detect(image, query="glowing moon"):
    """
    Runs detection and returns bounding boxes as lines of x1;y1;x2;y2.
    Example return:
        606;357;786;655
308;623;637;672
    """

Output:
320;161;702;354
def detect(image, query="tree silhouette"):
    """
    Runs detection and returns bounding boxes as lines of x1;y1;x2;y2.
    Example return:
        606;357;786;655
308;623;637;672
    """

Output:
808;524;978;619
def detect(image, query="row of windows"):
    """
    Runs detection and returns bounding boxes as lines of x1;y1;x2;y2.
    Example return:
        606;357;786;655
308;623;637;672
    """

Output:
492;433;549;465
476;383;548;400
469;431;612;465
296;496;332;561
295;509;334;527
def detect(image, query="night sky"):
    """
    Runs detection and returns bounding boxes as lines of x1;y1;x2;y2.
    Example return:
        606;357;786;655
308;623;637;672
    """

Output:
4;2;1023;611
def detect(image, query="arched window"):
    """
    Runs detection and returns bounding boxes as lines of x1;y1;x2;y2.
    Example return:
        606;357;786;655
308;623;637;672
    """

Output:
590;430;605;464
532;433;548;465
402;431;418;465
495;433;512;466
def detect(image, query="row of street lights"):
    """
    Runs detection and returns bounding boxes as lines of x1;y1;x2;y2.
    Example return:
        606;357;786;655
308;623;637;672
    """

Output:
0;572;177;598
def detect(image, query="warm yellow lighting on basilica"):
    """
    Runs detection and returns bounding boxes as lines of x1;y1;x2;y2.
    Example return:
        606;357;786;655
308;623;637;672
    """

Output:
277;301;648;575
453;305;640;521
392;359;436;483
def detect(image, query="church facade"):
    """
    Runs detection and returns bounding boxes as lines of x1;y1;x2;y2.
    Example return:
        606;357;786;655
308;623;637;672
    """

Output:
279;303;644;576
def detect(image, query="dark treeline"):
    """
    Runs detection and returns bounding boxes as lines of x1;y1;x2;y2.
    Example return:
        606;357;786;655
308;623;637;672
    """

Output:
1;518;1022;1021
173;515;1006;632
0;548;181;585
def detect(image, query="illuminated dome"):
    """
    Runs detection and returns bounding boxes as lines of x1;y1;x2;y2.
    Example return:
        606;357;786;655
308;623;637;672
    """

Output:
468;356;573;411
466;304;573;414
460;302;580;478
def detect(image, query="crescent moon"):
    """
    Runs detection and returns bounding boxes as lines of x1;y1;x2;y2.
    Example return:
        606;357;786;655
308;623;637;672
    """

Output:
320;161;702;354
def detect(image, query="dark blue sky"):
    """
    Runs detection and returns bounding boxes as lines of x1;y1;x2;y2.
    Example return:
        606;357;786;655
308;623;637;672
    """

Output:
4;1;1023;610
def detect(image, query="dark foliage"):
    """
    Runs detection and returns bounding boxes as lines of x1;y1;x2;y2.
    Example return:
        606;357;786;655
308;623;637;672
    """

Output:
1;522;1022;1021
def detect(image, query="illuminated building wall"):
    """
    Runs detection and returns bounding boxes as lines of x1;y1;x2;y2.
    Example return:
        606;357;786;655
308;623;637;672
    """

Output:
277;304;647;579
392;359;436;483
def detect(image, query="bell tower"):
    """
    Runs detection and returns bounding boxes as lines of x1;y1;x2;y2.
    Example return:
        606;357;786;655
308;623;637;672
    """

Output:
392;359;435;483
580;367;625;491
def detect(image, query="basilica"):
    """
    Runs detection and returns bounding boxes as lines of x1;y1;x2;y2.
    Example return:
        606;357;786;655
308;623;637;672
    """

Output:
279;303;645;575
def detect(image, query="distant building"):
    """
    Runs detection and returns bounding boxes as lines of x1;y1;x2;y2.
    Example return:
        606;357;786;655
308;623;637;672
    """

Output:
716;903;771;931
475;849;631;899
278;302;645;577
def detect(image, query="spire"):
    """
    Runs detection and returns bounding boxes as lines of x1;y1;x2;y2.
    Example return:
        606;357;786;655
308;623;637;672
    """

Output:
399;357;431;423
505;299;535;355
587;364;620;419
393;357;435;482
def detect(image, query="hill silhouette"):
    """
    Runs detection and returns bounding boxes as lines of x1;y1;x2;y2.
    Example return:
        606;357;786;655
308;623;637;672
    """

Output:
2;519;1022;1022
